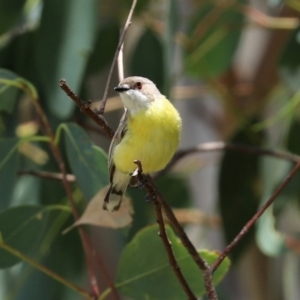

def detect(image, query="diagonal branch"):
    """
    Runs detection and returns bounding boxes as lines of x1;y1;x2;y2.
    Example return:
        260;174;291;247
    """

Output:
212;160;300;271
133;160;217;299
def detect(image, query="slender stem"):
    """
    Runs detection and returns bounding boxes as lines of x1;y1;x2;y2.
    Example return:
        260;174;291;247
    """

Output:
98;0;137;114
133;160;216;300
212;161;300;271
165;141;300;173
18;170;76;182
153;192;197;300
59;79;114;138
0;242;91;299
147;175;218;300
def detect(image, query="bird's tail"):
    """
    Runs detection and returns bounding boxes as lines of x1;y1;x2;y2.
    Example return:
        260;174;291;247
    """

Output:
103;172;129;211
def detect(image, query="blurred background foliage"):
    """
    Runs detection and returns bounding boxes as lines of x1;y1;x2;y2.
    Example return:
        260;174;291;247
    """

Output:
1;0;300;299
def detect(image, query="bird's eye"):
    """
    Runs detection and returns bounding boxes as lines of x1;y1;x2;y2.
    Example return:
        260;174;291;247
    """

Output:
136;82;142;90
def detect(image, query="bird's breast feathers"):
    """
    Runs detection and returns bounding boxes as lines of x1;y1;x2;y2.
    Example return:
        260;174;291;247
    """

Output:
113;97;181;174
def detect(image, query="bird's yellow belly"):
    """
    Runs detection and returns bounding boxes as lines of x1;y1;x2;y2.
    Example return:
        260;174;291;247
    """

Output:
113;101;181;174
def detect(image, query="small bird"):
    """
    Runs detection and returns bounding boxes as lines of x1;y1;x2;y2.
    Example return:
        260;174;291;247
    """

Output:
103;76;182;211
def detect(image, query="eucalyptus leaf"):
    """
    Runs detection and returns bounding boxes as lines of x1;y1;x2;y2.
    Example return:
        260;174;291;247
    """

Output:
0;205;71;268
184;1;245;79
218;122;262;261
0;69;21;114
0;138;20;209
61;123;108;201
115;225;230;299
36;0;97;119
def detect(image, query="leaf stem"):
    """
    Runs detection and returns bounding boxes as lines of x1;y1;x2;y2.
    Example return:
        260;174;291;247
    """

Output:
0;241;91;299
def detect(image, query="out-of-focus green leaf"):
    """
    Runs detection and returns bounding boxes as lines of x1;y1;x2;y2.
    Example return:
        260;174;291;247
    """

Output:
184;1;244;79
156;175;191;208
0;0;26;35
218;122;262;261
0;205;71;268
0;138;20;209
115;225;230;299
256;156;289;256
283;252;300;300
85;22;120;75
163;0;179;96
36;0;97;119
130;29;164;91
0;69;21;114
61;123;108;201
279;29;300;92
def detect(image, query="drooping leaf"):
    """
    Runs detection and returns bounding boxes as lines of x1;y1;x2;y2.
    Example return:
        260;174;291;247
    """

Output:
61;123;108;201
130;28;164;91
0;138;20;209
114;225;230;299
65;186;133;231
218;122;263;261
0;205;71;268
0;69;21;114
36;0;97;119
0;0;26;35
184;1;245;79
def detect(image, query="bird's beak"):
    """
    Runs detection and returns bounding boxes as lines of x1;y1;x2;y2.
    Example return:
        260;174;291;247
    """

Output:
114;84;130;92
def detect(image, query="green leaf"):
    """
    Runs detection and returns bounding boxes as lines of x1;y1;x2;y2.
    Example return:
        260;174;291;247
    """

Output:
0;205;71;268
130;28;164;91
61;123;108;201
0;138;20;209
115;225;230;299
256;157;289;256
0;69;21;114
218;122;262;261
279;29;300;93
85;22;120;75
156;175;191;208
0;0;26;35
184;1;244;79
36;0;97;119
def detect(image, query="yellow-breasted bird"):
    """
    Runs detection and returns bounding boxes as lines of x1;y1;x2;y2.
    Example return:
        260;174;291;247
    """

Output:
103;76;182;211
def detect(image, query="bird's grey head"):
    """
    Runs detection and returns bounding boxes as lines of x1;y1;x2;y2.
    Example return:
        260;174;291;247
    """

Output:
114;76;162;114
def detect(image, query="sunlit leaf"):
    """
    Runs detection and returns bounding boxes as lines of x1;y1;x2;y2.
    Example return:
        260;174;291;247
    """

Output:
114;225;230;299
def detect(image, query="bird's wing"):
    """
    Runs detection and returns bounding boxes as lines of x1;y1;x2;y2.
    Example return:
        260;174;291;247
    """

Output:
108;108;128;182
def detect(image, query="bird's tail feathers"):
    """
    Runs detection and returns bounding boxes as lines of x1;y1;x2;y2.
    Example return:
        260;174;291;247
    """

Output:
103;173;129;211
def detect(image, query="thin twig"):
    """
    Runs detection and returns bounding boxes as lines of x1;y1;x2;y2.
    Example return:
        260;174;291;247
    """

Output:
212;161;300;271
59;79;114;138
18;170;76;182
134;161;217;300
134;161;197;300
98;0;137;114
165;141;300;173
